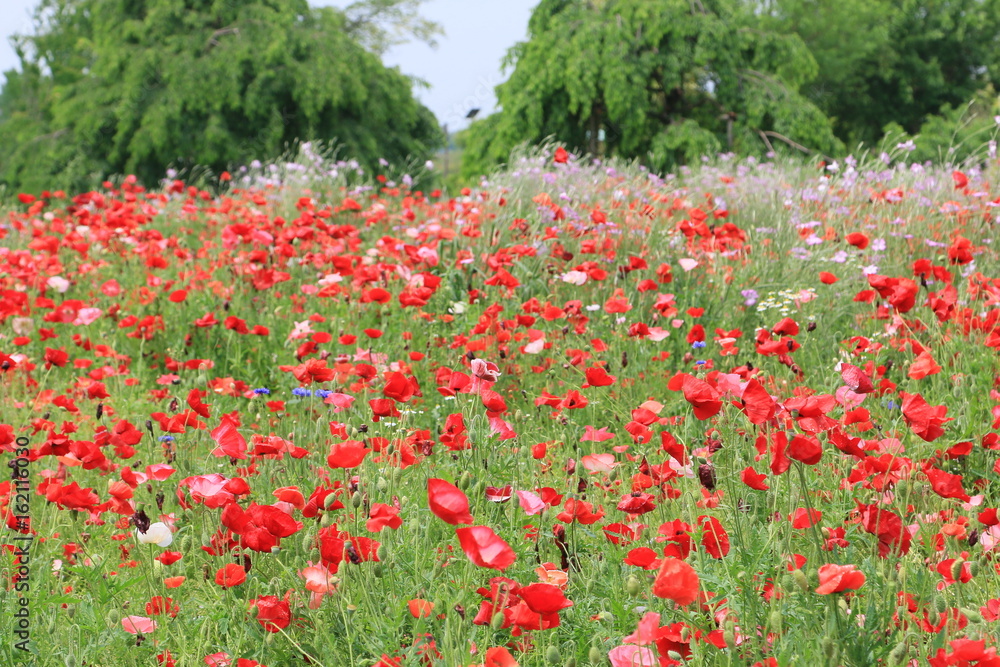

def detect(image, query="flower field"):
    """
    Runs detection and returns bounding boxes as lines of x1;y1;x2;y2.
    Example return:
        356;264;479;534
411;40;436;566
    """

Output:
2;148;1000;667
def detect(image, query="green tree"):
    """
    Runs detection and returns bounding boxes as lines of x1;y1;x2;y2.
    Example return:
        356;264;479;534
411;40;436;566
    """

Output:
462;0;841;178
0;0;443;194
759;0;1000;148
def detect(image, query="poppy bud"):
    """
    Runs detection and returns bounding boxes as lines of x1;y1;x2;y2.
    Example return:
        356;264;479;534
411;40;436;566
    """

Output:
667;651;684;662
458;471;472;490
300;530;315;554
723;619;736;648
490;611;505;631
960;607;982;623
372;563;384;578
933;595;948;614
376;545;387;561
822;636;836;660
888;642;908;666
351;491;363;508
376;477;388;493
564;658;576;667
791;569;809;593
625;575;641;596
969;561;980;577
949;558;965;582
768;609;782;633
588;647;602;664
545;645;561;664
321;513;335;527
679;626;690;642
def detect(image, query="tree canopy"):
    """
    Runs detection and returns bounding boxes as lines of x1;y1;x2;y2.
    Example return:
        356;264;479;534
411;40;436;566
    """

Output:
0;0;443;194
759;0;1000;148
462;0;842;178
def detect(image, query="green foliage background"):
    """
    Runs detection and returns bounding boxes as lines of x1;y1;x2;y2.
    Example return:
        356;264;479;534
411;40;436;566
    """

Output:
5;0;1000;193
0;0;443;194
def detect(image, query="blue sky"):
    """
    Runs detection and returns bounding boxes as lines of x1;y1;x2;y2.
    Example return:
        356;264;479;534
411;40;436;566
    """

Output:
0;0;537;131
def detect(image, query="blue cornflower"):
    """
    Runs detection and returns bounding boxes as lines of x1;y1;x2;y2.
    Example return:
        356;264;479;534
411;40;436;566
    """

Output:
253;387;271;395
292;388;312;397
315;390;332;399
691;341;706;349
159;435;175;442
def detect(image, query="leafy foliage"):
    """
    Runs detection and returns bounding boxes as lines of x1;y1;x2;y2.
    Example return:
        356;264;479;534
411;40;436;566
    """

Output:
0;0;443;194
883;87;1000;165
462;0;841;178
761;0;1000;148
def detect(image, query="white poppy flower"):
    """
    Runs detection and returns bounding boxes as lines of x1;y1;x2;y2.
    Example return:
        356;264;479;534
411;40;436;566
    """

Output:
136;522;173;548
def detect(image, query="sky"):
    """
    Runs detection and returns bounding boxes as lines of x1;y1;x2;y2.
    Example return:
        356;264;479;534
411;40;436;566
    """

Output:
0;0;536;132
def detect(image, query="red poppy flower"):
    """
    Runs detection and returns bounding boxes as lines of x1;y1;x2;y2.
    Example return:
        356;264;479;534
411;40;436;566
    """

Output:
840;363;873;394
819;271;838;284
427;478;474;525
583;365;616;387
407;599;434;618
845;232;869;249
366;503;403;532
518;583;573;614
924;467;970;502
670;373;722;420
484;646;519;667
788;434;822;465
249;594;291;632
815;563;865;594
652;558;699;605
791;508;823;529
555;498;605;525
656;519;693;559
901;392;952;442
327;440;370;469
215;563;246;587
210;413;247;460
741;467;769;491
455;526;516;570
739;378;776;425
698;515;730;559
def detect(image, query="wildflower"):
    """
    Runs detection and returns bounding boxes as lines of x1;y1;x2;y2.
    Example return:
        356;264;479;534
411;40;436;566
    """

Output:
136;522;174;548
815;564;865;594
652;558;699;605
